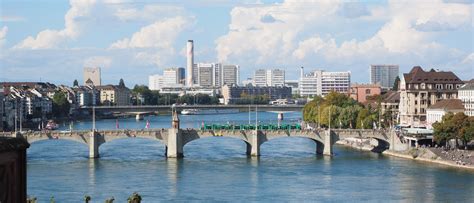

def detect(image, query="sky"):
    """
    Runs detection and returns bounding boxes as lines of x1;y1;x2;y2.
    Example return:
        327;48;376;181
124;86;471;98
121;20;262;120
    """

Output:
0;0;473;87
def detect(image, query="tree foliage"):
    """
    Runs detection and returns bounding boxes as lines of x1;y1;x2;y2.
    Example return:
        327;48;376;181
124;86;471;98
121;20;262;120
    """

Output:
119;78;126;88
392;76;400;91
73;79;78;87
433;112;473;148
303;91;382;129
52;91;70;117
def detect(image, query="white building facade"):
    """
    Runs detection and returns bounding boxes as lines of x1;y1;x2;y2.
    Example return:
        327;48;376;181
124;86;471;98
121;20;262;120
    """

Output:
398;66;463;127
426;99;465;129
299;70;350;97
458;80;474;116
253;69;285;87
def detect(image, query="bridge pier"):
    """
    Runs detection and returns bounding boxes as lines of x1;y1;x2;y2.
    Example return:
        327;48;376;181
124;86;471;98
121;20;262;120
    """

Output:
167;128;184;158
323;130;333;156
89;131;99;159
247;131;262;156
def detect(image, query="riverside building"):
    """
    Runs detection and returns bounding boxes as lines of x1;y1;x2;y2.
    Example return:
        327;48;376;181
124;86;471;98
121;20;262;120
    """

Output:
398;66;463;127
299;70;350;97
458;79;474;116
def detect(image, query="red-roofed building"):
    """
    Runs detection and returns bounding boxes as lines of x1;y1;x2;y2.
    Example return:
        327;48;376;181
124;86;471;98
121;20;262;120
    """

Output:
399;66;464;127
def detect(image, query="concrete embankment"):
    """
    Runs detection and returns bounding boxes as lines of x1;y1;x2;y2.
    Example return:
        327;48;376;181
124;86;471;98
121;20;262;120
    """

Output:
382;149;474;171
338;138;474;171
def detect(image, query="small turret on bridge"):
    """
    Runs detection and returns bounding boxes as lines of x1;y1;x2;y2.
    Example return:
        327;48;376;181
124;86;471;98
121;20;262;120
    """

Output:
2;113;400;159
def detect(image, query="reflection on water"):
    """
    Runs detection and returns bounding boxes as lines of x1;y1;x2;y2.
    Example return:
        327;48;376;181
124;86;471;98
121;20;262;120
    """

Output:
28;112;474;202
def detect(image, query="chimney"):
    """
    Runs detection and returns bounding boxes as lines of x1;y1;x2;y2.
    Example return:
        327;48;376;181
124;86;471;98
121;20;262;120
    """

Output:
300;66;304;80
186;40;194;87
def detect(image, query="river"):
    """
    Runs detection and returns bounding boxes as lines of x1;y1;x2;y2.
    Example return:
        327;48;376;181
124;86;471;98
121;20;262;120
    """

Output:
27;111;474;202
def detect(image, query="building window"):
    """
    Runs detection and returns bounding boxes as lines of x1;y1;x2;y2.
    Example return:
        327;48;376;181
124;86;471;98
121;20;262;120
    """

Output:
365;89;371;94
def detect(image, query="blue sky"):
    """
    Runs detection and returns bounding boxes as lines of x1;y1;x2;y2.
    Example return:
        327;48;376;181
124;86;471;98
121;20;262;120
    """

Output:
1;0;473;86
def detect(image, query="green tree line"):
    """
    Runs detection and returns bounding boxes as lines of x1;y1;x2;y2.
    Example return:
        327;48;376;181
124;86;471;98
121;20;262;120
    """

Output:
433;112;474;148
303;91;391;129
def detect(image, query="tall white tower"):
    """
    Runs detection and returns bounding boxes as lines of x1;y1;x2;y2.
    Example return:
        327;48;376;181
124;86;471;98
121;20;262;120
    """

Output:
300;66;304;80
186;40;194;87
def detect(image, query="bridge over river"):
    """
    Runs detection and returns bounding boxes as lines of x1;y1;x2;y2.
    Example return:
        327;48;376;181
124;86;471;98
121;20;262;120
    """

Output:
80;104;304;115
1;111;397;158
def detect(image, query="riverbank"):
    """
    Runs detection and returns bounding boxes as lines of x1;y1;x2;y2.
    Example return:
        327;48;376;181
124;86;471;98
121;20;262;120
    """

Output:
337;138;474;171
382;149;474;171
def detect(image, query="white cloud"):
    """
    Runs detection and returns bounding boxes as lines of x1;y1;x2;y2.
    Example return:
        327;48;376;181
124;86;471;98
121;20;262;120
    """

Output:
84;56;113;68
13;0;97;49
0;26;7;47
110;16;190;49
217;0;472;69
461;52;474;64
216;0;342;63
112;4;186;22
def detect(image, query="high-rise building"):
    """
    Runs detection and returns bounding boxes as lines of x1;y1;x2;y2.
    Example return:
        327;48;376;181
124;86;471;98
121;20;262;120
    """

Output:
186;40;194;87
254;69;267;86
370;65;399;89
299;70;351;97
192;63;239;87
149;67;185;90
149;74;165;91
253;69;285;86
398;66;463;126
164;67;185;86
222;65;240;85
197;63;214;87
83;67;101;86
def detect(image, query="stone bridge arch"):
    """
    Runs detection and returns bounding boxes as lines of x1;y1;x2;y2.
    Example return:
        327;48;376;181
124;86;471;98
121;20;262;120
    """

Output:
180;129;253;156
95;130;168;147
20;131;90;146
331;129;392;152
260;130;327;154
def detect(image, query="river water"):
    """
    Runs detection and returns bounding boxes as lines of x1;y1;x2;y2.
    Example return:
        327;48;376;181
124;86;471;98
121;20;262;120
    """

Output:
28;112;474;202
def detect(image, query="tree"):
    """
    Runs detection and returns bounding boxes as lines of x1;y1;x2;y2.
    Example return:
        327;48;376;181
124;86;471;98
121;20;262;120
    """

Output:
451;112;469;147
433;113;456;146
460;117;474;148
73;79;79;87
392;76;400;91
52;91;70;117
119;78;126;88
132;85;155;105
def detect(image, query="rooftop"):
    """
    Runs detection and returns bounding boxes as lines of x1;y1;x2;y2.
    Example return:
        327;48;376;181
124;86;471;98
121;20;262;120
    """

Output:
459;79;474;90
351;83;381;88
428;99;464;110
403;66;463;84
382;91;400;103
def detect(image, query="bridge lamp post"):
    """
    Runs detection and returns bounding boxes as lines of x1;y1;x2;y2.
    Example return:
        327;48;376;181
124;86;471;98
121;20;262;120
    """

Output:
92;105;96;132
328;105;331;130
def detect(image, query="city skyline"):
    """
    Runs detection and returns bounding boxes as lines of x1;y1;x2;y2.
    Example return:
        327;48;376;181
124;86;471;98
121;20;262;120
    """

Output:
1;0;473;86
